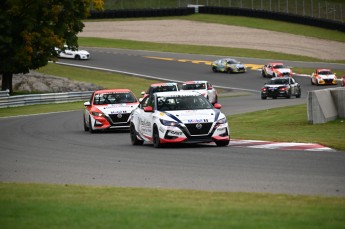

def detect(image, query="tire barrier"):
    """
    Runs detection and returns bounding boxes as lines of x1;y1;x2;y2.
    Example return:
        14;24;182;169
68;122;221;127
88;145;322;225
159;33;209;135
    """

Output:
89;8;195;19
198;6;345;33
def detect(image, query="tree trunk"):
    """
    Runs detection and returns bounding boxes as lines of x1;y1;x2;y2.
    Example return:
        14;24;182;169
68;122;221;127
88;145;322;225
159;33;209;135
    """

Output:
1;73;13;94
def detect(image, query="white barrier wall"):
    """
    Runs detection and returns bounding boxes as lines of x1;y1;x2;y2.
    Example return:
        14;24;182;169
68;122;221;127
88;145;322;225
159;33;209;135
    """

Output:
307;87;345;124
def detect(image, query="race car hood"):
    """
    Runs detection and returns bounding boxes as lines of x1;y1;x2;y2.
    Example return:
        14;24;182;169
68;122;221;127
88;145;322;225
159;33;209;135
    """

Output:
275;68;291;74
95;103;138;115
264;84;287;88
161;109;222;123
77;50;90;55
318;74;336;79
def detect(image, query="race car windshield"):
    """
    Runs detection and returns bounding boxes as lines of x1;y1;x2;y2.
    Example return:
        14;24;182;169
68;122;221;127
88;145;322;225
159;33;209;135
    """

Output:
157;95;212;111
268;79;289;84
181;83;206;90
319;71;332;75
149;85;177;94
273;65;285;69
227;60;239;64
93;92;137;105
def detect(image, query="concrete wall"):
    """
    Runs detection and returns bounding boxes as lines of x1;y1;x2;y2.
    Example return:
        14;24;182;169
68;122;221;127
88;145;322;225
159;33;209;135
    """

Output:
307;87;345;124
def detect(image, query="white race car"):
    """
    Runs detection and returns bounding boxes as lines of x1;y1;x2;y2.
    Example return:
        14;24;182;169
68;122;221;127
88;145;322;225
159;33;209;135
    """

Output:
180;80;218;104
83;89;139;133
55;45;90;60
130;91;230;148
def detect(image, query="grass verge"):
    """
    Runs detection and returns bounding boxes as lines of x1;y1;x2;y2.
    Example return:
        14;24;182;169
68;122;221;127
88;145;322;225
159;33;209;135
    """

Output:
1;183;345;229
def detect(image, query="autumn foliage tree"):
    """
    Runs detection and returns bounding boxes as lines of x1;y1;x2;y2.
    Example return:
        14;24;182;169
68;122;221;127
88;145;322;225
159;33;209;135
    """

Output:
0;0;103;94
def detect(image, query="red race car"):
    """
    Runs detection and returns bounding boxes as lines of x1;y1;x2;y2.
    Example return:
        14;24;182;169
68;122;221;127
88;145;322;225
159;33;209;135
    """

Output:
83;89;139;133
262;62;292;78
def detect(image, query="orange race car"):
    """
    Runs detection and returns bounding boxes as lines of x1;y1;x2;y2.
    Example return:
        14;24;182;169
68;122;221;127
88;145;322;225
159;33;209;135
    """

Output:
311;69;338;86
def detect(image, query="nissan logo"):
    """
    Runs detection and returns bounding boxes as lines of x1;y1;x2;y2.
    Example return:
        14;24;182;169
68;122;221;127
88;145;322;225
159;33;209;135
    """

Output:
117;113;122;118
196;123;202;129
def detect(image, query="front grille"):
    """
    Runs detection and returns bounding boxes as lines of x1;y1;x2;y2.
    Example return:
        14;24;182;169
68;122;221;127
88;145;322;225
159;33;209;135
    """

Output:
282;72;290;76
184;123;213;135
108;113;130;124
324;79;333;83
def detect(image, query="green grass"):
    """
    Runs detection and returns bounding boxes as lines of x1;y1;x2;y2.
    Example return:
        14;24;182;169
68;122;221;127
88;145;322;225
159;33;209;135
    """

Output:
1;183;345;229
229;104;345;151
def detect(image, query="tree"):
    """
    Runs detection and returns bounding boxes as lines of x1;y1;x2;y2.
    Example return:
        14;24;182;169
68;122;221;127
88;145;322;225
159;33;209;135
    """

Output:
0;0;103;94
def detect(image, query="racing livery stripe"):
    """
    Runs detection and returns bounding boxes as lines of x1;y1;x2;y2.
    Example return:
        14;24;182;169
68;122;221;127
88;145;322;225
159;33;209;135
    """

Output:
213;108;220;122
163;112;182;123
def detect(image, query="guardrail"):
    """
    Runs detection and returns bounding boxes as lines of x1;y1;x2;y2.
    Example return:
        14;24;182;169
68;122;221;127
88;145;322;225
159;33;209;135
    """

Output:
0;91;92;109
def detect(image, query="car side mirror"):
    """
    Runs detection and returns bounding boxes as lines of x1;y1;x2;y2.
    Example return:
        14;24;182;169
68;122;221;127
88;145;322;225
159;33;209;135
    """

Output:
141;91;145;95
84;101;91;106
213;103;222;109
144;106;153;112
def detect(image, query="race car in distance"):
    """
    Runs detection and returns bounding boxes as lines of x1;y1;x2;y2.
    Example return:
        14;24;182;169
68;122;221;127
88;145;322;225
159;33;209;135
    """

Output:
311;68;338;86
211;58;246;73
55;45;90;60
261;62;292;78
261;77;301;99
83;89;139;133
140;82;179;101
130;91;230;148
180;80;218;104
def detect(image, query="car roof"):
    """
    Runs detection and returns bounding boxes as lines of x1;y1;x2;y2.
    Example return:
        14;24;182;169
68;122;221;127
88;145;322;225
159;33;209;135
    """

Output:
269;62;284;65
182;81;207;84
150;82;178;87
154;91;201;97
316;68;331;72
270;77;291;80
94;89;132;94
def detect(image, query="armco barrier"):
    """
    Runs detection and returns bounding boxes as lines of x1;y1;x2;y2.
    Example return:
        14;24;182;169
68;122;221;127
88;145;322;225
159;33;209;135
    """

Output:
307;87;345;124
0;91;93;109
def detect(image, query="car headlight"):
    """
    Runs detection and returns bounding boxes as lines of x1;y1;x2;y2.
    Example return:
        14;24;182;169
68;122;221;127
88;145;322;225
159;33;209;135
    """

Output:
216;117;227;124
160;119;179;126
92;111;105;117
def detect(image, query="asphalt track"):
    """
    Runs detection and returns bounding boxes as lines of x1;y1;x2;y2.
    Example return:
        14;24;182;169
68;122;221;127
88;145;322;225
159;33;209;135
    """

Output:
1;48;345;196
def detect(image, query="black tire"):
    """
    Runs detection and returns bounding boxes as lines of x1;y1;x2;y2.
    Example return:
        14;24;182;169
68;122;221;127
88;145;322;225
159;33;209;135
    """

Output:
286;90;291;99
75;55;81;60
311;78;314;85
212;66;217;72
261;95;267;100
215;140;229;147
227;68;232;74
153;126;162;148
296;89;301;98
130;123;144;145
83;115;89;131
262;70;266;78
89;117;96;133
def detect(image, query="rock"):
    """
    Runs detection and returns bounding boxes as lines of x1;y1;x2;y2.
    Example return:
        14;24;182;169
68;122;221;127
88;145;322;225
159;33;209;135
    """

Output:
1;70;104;93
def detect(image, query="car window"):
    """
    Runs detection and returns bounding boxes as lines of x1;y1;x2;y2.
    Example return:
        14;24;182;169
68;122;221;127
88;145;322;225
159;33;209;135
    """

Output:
157;95;212;111
93;92;136;105
182;83;206;90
